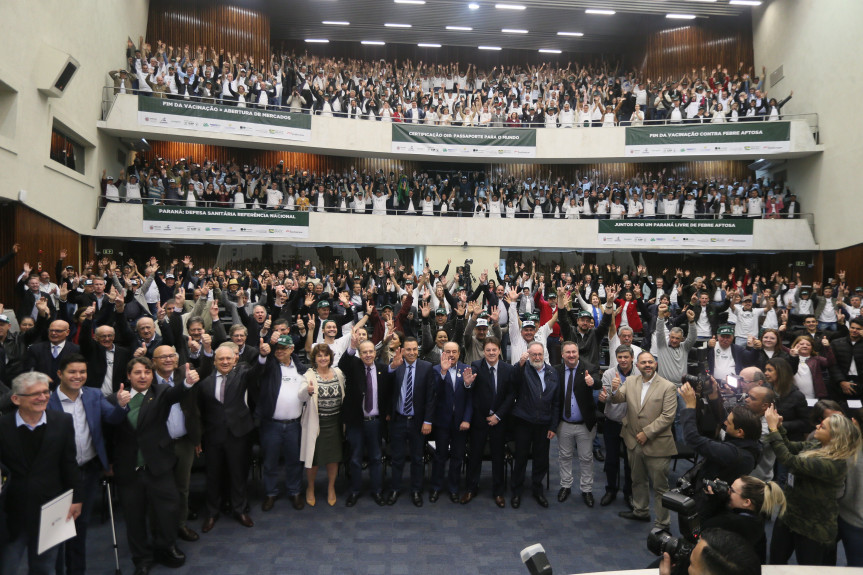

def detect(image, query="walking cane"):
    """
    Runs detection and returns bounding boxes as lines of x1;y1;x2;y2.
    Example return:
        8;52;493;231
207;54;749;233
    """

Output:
102;478;122;574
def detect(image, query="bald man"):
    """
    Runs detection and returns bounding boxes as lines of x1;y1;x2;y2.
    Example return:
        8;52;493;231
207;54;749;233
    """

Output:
23;319;80;389
78;321;133;396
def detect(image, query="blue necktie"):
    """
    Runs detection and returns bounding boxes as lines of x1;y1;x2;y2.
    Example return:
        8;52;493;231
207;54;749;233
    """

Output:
404;365;413;415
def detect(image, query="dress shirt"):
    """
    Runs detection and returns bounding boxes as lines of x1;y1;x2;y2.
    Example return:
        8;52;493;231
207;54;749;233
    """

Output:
364;364;379;417
640;374;656;406
15;411;47;430
57;388;98;465
52;341;66;358
536;365;547;392
563;363;583;423
157;373;187;439
102;346;115;397
272;362;304;420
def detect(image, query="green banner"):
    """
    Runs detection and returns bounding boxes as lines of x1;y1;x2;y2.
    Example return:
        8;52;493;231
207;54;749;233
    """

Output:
143;205;309;239
624;122;790;157
137;97;311;141
391;124;536;158
598;219;753;247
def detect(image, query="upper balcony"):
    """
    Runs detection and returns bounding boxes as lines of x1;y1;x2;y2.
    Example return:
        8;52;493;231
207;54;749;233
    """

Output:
99;94;823;164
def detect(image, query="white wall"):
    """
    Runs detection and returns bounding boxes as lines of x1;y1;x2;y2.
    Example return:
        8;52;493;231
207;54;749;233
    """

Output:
0;0;148;233
753;0;863;250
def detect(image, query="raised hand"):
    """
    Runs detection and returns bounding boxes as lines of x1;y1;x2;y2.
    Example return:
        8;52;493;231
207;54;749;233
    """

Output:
259;337;271;357
584;371;594;387
134;342;148;357
116;383;131;407
185;363;200;385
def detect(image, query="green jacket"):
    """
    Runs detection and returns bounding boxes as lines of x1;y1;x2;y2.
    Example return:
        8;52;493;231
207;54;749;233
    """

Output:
766;427;848;544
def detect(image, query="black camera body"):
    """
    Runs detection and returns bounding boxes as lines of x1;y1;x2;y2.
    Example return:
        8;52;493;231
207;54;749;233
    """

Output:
646;488;701;575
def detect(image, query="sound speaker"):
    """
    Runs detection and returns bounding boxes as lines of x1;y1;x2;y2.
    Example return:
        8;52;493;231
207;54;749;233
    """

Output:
37;43;80;98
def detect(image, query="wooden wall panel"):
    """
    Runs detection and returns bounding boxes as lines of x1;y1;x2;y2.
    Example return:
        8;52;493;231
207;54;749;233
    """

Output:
834;246;863;289
146;0;270;66
639;21;754;82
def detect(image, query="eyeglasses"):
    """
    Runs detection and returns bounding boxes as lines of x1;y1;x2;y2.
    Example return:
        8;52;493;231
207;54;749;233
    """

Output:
152;354;178;360
17;390;51;398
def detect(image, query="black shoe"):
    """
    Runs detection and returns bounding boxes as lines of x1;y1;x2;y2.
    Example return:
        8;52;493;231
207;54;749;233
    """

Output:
346;493;360;507
134;563;152;575
372;492;386;506
619;510;650;522
511;495;521;509
262;496;276;512
177;525;199;542
533;493;549;508
625;495;635;511
411;491;423;507
557;487;571;502
582;492;595;508
600;490;617;507
154;545;185;568
386;490;400;505
187;509;198;521
291;494;305;510
593;447;605;462
449;492;460;503
429;490;441;503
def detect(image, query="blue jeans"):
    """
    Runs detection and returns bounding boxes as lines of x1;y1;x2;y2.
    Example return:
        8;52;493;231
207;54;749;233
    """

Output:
260;419;303;497
346;418;383;495
389;414;426;493
818;321;837;332
1;531;60;575
838;515;863;567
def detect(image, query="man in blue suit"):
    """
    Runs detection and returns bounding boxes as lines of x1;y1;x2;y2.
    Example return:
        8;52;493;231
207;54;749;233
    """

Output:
429;341;472;503
49;354;130;575
511;341;560;509
387;337;436;507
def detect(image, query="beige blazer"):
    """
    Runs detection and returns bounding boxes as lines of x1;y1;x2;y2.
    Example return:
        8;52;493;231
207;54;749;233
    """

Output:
610;373;678;457
298;367;345;468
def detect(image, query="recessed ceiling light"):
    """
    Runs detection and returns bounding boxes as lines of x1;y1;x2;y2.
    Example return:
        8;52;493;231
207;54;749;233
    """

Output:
502;28;528;34
730;0;762;4
418;43;442;47
495;3;525;10
395;0;425;4
557;31;584;37
322;21;350;25
385;23;412;28
446;25;473;31
539;49;562;54
305;39;330;43
468;2;480;9
585;9;615;15
361;41;386;45
479;45;502;50
666;13;696;19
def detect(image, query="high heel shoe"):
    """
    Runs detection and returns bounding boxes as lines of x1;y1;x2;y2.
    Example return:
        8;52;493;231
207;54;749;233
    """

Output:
327;489;337;507
306;488;316;507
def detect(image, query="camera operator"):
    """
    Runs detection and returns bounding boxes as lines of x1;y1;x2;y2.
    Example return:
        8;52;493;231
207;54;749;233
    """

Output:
659;528;761;575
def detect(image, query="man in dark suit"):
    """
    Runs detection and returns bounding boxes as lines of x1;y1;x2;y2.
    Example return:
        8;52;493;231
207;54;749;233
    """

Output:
555;341;600;508
16;267;57;322
151;345;203;543
23;319;80;389
197;341;265;531
115;314;174;359
78;320;132;395
461;336;517;507
109;357;198;575
827;316;863;401
339;333;392;507
227;324;260;365
429;341;472;503
49;354;129;575
0;371;82;575
511;341;560;509
387;336;436;507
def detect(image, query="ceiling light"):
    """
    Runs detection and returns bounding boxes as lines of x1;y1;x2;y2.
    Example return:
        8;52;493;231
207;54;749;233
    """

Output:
557;31;584;37
495;3;526;10
468;3;480;9
361;41;386;45
446;25;473;31
479;46;502;50
666;13;696;19
322;21;350;25
502;28;528;34
395;0;426;4
385;23;412;28
539;49;562;54
418;43;442;47
585;9;615;15
305;39;330;43
686;0;717;2
730;0;762;5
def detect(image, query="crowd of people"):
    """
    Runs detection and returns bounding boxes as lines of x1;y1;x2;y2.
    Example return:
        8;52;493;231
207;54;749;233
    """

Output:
101;159;801;219
109;38;794;126
0;244;861;574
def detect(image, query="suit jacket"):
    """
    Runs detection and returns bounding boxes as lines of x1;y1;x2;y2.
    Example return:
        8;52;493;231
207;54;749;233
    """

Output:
197;359;263;443
511;362;561;432
828;336;863;393
610;373;678;457
15;281;56;322
48;386;126;469
0;410;82;537
389;359;437;428
109;381;189;484
23;340;81;389
468;359;517;425
701;343;758;377
256;353;309;421
337;351;391;427
432;361;472;428
555;361;600;431
78;322;132;392
155;366;204;446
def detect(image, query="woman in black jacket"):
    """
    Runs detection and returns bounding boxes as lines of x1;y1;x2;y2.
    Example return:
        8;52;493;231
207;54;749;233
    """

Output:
765;357;811;440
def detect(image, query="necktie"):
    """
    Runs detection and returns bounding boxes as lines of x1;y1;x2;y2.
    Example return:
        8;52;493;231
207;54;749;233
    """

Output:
127;392;146;466
445;370;455;391
404;365;414;415
365;366;374;413
52;345;60;359
565;368;574;420
217;374;226;403
490;366;496;397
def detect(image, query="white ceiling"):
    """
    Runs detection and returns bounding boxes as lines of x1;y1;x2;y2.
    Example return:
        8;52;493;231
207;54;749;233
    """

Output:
267;0;759;52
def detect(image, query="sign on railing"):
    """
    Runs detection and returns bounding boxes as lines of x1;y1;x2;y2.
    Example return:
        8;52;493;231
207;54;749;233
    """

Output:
137;98;312;142
598;219;754;247
392;124;536;158
624;122;791;158
142;205;310;238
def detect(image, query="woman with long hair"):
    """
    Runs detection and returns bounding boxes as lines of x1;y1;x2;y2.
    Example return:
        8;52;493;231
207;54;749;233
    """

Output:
787;334;834;400
838;407;863;567
765;406;862;565
749;328;790;370
764;357;810;440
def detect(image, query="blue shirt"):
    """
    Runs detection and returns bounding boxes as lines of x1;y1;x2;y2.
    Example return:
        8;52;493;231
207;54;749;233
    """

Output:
563;363;583;423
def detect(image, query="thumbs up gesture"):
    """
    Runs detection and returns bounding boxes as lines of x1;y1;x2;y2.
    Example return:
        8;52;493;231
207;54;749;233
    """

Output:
611;372;621;392
263;314;272;330
259;337;271;357
185;363;200;385
134;342;148;357
116;383;131;407
585;371;594;387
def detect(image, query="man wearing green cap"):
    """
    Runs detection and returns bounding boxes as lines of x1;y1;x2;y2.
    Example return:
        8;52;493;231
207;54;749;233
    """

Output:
703;325;754;383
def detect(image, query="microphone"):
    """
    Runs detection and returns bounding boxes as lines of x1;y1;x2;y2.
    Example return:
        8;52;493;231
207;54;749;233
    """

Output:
520;543;553;575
